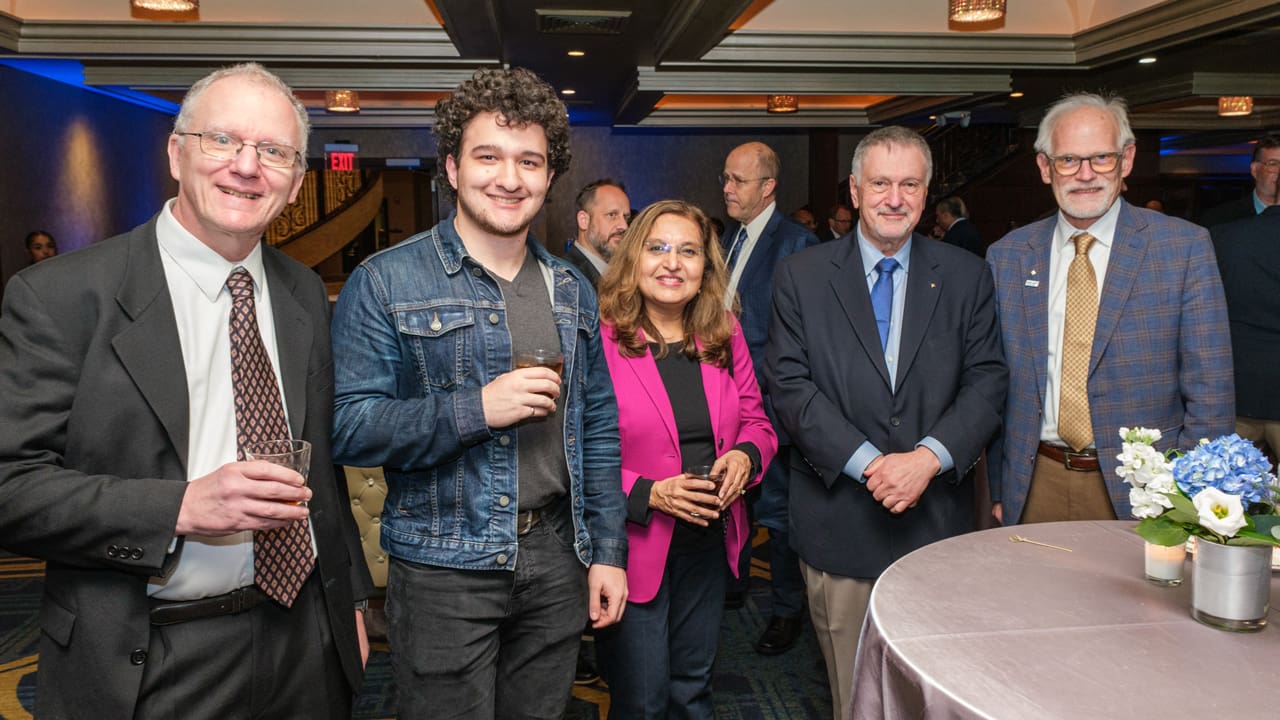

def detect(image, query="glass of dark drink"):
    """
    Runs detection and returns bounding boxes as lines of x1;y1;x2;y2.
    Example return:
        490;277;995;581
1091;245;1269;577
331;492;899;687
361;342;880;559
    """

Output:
515;348;564;377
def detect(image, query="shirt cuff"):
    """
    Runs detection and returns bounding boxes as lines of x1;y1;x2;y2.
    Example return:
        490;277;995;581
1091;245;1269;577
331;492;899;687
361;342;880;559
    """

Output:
844;441;882;484
916;436;954;474
731;442;762;478
626;477;656;526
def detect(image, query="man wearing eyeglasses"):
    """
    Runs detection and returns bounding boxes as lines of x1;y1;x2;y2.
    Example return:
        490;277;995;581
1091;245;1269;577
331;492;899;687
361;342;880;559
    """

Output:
718;141;817;658
0;64;371;719
986;93;1234;527
1198;135;1280;229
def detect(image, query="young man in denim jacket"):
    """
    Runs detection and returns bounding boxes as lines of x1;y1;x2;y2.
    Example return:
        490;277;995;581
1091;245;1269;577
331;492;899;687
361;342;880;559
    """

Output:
331;68;628;719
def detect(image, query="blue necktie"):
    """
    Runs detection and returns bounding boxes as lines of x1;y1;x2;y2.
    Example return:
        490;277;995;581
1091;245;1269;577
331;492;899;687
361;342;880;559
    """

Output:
726;227;748;271
871;257;899;351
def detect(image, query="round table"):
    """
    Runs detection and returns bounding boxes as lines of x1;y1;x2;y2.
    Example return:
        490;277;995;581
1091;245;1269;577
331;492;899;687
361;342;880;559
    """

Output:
849;521;1280;719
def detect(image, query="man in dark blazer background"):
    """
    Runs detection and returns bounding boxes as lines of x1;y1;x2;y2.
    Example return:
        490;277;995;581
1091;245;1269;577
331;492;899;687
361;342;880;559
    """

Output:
719;141;818;657
987;93;1234;527
0;64;370;719
936;195;985;256
1212;205;1280;457
1198;134;1280;229
766;126;1007;718
566;178;630;286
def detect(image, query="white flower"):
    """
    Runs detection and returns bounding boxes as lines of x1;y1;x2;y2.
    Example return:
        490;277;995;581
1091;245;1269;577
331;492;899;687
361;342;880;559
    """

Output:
1192;487;1248;538
1129;486;1174;519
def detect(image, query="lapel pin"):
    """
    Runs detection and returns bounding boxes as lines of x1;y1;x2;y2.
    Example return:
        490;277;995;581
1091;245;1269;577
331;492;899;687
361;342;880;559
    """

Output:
1025;280;1040;288
930;282;936;289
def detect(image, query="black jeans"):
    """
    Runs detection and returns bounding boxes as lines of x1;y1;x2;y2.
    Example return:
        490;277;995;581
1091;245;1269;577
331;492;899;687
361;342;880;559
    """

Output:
386;502;588;719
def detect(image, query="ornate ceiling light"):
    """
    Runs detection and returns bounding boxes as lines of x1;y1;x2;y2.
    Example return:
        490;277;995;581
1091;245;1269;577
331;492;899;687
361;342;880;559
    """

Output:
948;0;1006;23
766;95;799;114
1217;96;1254;117
325;90;361;114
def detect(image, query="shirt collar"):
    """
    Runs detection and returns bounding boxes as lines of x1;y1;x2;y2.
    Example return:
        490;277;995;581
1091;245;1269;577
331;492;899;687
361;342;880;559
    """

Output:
1053;197;1121;251
741;201;777;240
1253;191;1269;215
156;198;267;302
856;227;912;277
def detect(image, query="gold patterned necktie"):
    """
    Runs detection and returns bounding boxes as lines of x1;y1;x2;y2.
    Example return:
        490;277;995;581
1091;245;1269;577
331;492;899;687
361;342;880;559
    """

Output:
1058;232;1098;452
227;268;315;607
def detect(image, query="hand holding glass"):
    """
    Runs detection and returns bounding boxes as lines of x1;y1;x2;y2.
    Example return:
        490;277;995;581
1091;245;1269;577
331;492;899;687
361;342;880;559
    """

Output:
244;439;311;505
684;464;724;511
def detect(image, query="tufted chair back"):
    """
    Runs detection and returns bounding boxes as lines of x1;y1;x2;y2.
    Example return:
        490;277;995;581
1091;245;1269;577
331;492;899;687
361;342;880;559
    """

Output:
343;466;389;588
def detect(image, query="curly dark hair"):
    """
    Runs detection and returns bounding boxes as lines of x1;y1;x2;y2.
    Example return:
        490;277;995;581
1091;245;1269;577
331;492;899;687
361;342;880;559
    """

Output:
433;67;571;204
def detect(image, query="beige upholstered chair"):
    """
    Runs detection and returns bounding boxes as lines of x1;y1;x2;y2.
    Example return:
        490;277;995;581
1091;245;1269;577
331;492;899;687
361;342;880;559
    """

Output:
343;466;389;588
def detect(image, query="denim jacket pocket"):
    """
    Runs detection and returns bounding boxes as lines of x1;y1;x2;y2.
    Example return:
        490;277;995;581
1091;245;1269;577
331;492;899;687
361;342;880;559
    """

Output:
394;304;476;391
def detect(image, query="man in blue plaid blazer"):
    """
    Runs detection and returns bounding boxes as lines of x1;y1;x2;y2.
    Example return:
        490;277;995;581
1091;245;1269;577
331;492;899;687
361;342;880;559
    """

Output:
987;93;1234;526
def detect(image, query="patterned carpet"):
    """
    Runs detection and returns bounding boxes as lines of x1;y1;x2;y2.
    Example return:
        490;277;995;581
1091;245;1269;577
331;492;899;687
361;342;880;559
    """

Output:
1;529;831;719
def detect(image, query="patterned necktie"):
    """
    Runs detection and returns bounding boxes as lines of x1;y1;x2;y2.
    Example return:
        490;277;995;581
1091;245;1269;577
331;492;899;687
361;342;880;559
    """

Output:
871;257;899;351
227;268;315;607
1058;232;1098;452
726;226;748;271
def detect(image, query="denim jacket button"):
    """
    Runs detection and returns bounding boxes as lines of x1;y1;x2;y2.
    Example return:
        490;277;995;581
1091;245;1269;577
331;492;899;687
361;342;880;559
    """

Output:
488;313;500;325
499;435;511;446
496;554;508;565
498;495;511;507
472;266;484;277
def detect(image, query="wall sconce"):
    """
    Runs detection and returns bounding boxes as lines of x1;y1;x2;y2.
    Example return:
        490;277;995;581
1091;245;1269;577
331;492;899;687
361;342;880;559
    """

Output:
948;0;1006;23
767;95;799;114
1217;96;1253;117
131;0;198;10
326;90;361;114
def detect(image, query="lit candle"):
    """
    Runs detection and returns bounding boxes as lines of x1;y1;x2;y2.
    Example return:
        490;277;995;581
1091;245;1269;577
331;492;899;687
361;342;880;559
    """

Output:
1144;542;1186;586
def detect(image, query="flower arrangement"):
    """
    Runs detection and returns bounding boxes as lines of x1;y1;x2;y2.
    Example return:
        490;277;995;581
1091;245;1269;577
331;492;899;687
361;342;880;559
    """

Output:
1116;428;1280;547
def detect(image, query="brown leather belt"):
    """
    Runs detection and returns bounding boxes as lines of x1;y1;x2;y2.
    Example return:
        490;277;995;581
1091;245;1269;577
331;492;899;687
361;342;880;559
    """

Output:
516;508;543;536
1037;442;1100;472
149;586;269;626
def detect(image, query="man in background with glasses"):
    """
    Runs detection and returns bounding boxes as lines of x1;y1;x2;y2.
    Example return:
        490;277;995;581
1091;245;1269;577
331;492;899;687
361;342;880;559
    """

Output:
0;63;371;719
718;141;817;658
1198;134;1280;229
987;92;1234;527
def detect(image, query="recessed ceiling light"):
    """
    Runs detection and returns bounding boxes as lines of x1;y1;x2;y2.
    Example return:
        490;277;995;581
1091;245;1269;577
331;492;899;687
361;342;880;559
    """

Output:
929;115;937;120
1138;56;1157;64
561;89;576;96
1009;91;1024;98
567;50;586;57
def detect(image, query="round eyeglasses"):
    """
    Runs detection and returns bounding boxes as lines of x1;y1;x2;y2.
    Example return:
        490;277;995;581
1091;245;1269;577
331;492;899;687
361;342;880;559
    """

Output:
1044;152;1122;176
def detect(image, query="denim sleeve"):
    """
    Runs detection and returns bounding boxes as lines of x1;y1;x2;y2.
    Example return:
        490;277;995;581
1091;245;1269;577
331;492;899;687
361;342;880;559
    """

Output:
577;320;628;569
331;264;490;469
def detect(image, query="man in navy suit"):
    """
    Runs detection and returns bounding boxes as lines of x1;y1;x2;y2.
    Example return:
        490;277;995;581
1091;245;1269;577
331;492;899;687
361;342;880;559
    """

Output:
936;196;985;256
1198;134;1280;229
987;93;1234;527
1212;206;1280;457
566;178;629;287
767;126;1006;718
719;141;818;656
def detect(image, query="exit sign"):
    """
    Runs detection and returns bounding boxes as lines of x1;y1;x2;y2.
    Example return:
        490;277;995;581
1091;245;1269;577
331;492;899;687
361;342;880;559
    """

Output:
324;143;359;171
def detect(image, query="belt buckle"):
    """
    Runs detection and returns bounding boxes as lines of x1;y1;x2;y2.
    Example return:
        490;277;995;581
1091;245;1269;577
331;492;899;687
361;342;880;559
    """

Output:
516;510;538;536
1062;449;1094;471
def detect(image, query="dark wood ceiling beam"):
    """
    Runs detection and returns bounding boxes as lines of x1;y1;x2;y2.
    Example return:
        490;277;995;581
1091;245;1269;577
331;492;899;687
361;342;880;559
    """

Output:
431;0;503;59
653;0;754;62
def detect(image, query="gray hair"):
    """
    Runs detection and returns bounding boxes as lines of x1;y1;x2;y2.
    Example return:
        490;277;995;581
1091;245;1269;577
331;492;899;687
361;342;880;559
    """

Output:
173;63;310;170
850;126;933;186
1033;92;1135;156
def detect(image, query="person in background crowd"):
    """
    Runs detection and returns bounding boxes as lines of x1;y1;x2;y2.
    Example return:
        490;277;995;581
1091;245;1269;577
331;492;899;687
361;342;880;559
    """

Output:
24;230;57;264
330;67;628;720
594;199;776;719
824;203;853;241
0;62;371;720
1198;134;1280;228
720;141;818;657
790;206;819;233
567;178;630;287
767;125;1007;719
987;92;1233;527
935;196;985;256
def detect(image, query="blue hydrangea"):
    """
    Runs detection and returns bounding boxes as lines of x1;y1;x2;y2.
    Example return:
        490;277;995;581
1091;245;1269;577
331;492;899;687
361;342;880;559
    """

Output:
1172;434;1276;508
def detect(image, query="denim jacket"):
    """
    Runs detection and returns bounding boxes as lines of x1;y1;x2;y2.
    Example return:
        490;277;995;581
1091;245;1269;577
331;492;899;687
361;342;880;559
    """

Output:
331;214;627;572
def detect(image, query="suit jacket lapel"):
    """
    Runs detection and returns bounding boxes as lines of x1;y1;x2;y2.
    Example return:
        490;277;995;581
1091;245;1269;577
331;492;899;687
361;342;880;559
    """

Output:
830;242;892;389
1092;202;1145;374
737;211;782;287
111;221;189;473
624;334;680;450
1022;222;1054;403
263;249;313;439
895;237;941;388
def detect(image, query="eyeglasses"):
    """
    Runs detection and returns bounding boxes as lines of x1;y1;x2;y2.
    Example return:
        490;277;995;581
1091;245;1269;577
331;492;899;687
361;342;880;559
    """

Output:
644;242;704;259
176;131;302;169
1254;159;1280;170
1044;152;1122;176
719;173;771;188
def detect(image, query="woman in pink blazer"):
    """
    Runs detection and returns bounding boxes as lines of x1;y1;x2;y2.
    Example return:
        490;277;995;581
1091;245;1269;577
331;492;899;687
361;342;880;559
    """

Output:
594;200;777;719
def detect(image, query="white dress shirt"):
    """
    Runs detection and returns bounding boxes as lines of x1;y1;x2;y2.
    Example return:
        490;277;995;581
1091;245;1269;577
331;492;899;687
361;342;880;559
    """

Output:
724;200;777;307
1040;199;1120;446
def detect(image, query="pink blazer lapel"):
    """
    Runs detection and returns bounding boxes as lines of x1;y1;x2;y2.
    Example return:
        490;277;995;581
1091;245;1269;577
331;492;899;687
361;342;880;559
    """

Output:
619;335;680;452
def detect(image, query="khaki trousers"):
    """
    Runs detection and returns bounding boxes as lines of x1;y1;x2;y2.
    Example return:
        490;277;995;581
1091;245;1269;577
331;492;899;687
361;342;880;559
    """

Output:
1236;416;1280;461
800;560;873;720
1021;453;1117;523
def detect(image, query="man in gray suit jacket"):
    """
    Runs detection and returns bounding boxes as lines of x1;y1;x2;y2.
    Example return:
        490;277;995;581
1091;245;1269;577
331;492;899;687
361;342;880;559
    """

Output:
0;64;371;719
767;127;1007;718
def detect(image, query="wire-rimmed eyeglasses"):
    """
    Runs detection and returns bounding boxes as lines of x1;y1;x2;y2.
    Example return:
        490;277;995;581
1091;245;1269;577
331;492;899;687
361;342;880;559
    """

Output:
175;131;301;169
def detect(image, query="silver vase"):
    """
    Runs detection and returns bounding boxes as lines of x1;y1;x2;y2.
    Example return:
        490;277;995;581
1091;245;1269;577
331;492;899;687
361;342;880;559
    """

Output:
1190;540;1271;632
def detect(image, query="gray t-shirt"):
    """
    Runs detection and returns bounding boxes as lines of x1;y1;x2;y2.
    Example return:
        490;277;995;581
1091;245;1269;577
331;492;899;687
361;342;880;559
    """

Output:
492;251;570;511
